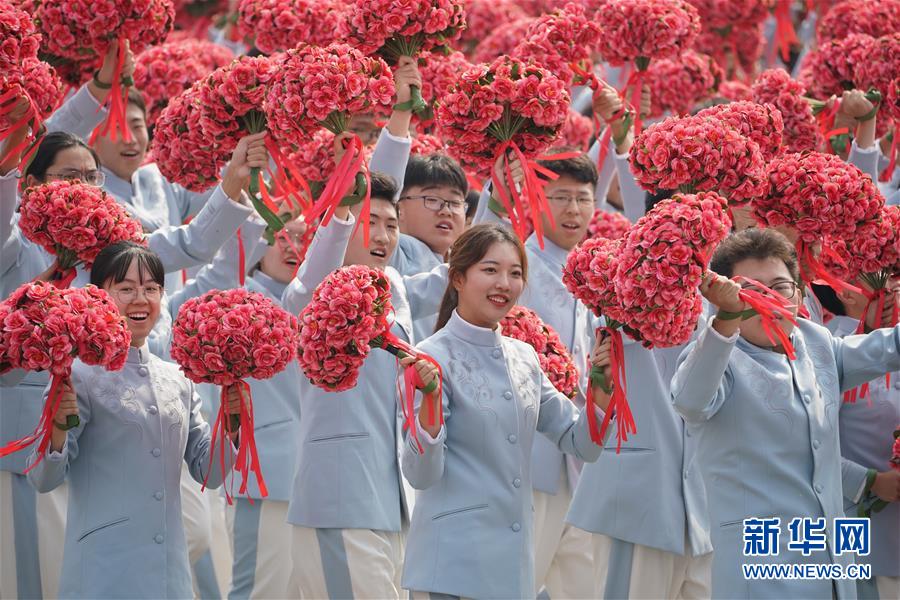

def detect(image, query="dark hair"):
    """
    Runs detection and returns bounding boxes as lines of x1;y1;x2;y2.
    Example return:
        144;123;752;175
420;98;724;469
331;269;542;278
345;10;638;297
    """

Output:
811;283;847;317
402;154;468;198
434;224;527;332
709;228;800;282
465;189;479;220
645;188;675;213
536;147;598;186
368;171;400;216
126;87;147;118
24;132;100;182
90;242;165;289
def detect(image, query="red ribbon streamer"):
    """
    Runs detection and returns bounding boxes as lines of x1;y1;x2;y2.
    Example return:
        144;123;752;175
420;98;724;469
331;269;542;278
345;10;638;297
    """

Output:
375;327;444;455
44;267;77;290
0;85;45;170
798;241;862;296
0;374;67;471
594;327;636;453
772;0;798;64
304;135;371;244
203;381;268;504
845;285;898;403
734;276;800;360
89;36;133;145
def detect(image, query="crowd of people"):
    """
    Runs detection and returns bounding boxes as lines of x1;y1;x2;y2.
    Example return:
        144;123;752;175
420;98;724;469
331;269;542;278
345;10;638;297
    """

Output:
0;0;898;599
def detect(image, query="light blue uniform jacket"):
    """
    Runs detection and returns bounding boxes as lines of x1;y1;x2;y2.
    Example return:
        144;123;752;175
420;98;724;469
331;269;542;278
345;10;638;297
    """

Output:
672;317;900;599
25;344;237;599
1;176;251;473
400;311;606;599
829;316;900;578
281;212;447;531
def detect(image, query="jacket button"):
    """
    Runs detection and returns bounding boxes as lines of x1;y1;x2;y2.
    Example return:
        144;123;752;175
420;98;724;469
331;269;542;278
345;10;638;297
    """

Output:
151;448;161;457
153;491;163;501
148;406;158;415
513;478;521;488
138;367;149;377
802;394;811;404
511;522;521;532
492;349;502;359
812;440;820;450
683;470;689;479
503;391;512;400
507;434;517;444
154;534;164;544
894;381;900;390
685;429;692;438
814;483;823;494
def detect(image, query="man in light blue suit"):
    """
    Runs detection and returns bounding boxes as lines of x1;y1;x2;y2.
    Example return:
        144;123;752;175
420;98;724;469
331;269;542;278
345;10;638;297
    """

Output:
812;284;900;600
673;229;900;599
283;171;447;599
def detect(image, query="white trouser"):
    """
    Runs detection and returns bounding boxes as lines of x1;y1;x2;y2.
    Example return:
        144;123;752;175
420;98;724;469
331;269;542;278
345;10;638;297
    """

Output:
0;471;66;600
290;526;404;600
593;533;712;599
533;474;594;598
226;498;291;599
181;469;233;598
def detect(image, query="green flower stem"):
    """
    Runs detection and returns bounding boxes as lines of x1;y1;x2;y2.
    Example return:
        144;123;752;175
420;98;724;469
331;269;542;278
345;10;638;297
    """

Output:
371;336;438;394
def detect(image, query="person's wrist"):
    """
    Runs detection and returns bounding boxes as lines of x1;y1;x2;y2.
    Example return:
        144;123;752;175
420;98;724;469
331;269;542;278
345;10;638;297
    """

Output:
93;71;112;89
864;468;878;494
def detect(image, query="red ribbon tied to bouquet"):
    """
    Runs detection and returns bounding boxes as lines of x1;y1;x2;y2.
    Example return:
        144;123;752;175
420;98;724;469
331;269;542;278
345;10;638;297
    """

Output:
733;275;800;360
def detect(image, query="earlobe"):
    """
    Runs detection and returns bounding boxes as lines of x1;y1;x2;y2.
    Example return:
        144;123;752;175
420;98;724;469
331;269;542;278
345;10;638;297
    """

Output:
451;271;465;293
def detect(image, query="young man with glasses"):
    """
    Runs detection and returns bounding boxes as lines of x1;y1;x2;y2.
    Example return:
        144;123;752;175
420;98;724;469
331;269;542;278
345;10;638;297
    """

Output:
393;153;469;340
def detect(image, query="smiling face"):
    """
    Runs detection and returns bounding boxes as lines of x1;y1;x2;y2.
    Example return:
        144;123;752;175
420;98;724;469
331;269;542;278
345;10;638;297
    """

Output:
259;216;308;283
25;145;99;189
732;256;801;349
453;241;525;329
103;258;162;347
541;175;595;250
92;102;149;182
399;184;467;256
342;197;399;270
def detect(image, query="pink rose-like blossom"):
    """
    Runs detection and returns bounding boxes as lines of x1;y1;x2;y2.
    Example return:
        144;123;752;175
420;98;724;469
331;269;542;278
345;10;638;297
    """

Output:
500;306;579;398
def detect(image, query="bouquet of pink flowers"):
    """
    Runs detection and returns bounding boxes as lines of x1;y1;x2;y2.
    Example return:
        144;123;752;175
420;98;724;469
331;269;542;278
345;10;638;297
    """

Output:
614;192;732;348
823;206;900;394
0;282;130;468
0;57;64;166
459;0;526;55
297;265;442;451
472;17;535;63
751;68;822;152
171;288;300;500
557;110;594;152
434;57;570;245
150;86;222;193
585;210;631;242
695;21;764;81
892;425;900;472
0;0;40;70
798;34;872;99
265;43;395;243
511;3;602;88
341;0;466;114
753;151;883;292
133;38;234;128
417;51;472;128
694;101;784;160
645;50;724;117
562;236;636;449
18;181;144;287
629;114;766;205
718;80;753;101
593;0;701;132
500;306;579;399
816;0;900;43
287;130;375;202
30;0;175;141
236;0;342;53
686;0;771;30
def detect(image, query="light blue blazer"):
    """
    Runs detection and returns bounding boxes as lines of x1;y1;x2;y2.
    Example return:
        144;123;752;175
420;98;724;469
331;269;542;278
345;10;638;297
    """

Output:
281;212;447;531
26;344;237;599
672;317;900;599
830;316;900;577
389;233;444;340
401;311;605;599
567;337;712;556
1;177;252;473
44;84;107;140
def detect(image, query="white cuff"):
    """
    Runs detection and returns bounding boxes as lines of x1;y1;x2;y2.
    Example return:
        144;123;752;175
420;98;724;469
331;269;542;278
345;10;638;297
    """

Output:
852;473;869;504
46;439;68;459
416;420;445;445
706;315;741;343
0;169;20;181
380;127;411;144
